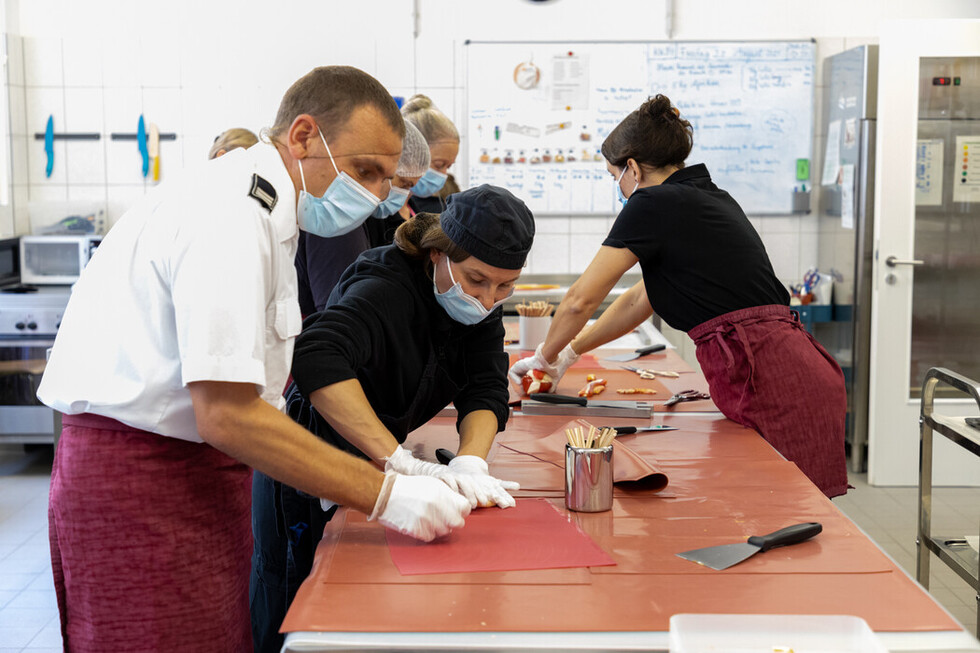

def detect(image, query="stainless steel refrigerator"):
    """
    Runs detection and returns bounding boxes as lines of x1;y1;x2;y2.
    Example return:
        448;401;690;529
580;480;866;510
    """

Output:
816;45;877;473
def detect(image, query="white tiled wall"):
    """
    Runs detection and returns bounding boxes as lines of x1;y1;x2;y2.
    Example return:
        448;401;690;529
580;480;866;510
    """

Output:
3;0;978;286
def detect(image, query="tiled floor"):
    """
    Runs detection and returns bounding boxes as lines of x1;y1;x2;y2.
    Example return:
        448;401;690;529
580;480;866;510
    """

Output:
0;444;977;651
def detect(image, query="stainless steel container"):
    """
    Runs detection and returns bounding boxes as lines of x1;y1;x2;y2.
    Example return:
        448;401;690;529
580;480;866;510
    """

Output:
564;443;613;512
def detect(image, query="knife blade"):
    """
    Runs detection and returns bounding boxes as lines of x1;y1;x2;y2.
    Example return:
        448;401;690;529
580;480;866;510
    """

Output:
529;393;634;410
600;425;678;433
603;343;666;362
676;522;822;570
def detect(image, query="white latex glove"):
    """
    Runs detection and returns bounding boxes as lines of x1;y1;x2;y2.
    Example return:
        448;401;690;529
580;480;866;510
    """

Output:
447;455;520;509
384;445;455;483
370;472;471;542
507;342;581;391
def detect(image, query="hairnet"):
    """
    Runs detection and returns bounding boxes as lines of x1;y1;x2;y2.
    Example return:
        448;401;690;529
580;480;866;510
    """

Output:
396;121;431;178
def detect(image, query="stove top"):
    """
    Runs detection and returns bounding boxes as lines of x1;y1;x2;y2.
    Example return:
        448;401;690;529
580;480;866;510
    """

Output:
0;285;71;338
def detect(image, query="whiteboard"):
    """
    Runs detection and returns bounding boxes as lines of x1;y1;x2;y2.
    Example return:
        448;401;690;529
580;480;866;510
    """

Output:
463;41;814;215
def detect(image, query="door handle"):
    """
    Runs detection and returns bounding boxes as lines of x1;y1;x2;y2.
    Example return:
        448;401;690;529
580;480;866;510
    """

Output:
885;256;924;267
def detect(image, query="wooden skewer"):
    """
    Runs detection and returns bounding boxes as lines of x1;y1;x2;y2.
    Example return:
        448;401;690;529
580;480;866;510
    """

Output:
597;427;617;448
516;300;554;317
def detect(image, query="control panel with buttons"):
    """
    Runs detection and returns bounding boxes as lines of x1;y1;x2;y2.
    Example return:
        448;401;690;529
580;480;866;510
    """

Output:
0;287;71;338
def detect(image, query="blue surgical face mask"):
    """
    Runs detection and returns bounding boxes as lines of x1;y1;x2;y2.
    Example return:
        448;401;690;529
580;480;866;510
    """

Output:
432;256;512;325
615;166;638;206
411;168;448;198
372;185;411;219
296;127;380;237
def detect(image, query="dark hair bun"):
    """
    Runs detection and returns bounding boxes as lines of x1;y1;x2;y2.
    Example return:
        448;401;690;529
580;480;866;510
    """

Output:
641;94;678;122
601;93;692;169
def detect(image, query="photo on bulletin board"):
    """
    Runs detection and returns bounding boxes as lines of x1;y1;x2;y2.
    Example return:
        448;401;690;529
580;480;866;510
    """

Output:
463;40;815;216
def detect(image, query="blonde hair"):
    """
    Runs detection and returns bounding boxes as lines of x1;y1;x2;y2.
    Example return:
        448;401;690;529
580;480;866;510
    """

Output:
208;128;258;159
401;94;459;144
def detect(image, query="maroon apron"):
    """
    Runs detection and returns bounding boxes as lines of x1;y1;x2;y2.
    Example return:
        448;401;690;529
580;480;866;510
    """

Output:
49;413;253;652
689;305;848;498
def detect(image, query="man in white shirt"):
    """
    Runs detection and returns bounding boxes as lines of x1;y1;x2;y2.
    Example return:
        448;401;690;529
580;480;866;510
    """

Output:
37;66;472;653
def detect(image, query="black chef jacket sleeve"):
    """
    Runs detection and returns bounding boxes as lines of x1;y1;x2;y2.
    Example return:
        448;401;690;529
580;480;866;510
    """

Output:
452;311;510;433
291;273;410;397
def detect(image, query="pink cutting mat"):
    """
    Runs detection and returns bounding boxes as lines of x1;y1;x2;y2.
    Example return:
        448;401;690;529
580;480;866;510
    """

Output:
385;498;616;575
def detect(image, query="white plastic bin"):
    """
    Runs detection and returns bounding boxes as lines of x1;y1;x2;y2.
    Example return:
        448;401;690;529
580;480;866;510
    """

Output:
669;614;887;653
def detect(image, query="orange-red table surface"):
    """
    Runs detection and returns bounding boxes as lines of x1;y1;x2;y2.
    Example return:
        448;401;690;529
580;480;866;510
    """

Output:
281;412;961;636
507;349;719;412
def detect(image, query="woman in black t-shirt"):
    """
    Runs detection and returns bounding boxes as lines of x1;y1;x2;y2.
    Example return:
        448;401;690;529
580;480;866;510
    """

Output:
509;95;847;499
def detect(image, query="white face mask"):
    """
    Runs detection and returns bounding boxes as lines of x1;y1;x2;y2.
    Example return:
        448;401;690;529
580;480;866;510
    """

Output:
296;126;381;237
411;168;449;198
372;185;411;218
615;166;638;206
432;256;512;325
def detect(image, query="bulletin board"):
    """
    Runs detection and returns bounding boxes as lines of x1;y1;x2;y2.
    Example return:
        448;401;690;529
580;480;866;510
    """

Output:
463;40;815;215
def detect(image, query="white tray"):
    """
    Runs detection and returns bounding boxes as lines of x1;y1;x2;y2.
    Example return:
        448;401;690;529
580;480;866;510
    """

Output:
669;614;888;653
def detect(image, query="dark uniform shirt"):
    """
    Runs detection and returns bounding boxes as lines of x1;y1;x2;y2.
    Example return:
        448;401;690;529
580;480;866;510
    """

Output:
408;194;445;215
288;244;510;457
364;213;405;249
603;164;789;332
294;225;371;316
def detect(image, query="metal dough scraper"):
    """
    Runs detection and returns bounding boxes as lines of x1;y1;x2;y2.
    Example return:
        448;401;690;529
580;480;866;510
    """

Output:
675;522;823;570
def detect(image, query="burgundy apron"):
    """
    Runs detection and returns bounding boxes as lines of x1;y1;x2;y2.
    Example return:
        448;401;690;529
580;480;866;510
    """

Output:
49;413;253;652
689;305;848;498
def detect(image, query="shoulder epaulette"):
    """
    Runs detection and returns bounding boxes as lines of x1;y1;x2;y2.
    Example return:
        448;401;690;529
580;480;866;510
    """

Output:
248;174;278;212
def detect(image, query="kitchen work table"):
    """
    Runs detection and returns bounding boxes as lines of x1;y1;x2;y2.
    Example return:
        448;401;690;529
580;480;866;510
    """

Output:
280;351;979;653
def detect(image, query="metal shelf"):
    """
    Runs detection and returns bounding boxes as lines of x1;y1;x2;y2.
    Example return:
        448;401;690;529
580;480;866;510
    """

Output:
916;367;980;638
921;534;980;590
923;412;980;457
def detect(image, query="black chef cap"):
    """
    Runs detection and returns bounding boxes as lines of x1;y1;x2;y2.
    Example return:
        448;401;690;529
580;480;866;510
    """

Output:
439;184;535;270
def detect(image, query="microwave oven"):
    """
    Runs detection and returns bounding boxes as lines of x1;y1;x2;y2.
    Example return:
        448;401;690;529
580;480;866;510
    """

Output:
20;235;102;285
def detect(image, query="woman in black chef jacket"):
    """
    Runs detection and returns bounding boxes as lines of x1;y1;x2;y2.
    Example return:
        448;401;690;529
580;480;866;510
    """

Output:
251;184;533;653
509;95;848;500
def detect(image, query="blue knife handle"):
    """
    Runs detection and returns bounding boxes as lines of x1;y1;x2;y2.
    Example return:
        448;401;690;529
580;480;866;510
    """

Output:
44;116;54;177
748;522;822;552
137;115;149;177
529;393;587;407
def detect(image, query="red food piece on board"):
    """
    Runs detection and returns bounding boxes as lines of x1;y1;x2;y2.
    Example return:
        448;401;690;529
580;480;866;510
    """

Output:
521;369;554;395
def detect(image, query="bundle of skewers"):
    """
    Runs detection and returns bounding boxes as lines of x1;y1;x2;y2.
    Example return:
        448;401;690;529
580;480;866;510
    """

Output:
564;424;617;449
516;300;554;317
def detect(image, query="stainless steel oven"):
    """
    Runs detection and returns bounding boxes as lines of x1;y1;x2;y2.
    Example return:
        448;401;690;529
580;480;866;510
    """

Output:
0;285;71;444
